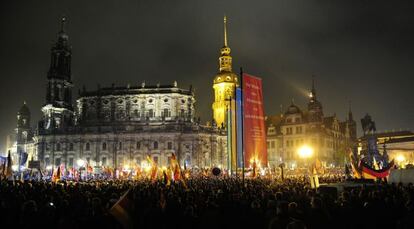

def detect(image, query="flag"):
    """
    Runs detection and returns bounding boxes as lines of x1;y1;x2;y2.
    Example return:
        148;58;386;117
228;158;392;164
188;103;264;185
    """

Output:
5;151;13;178
163;170;171;186
147;155;158;181
110;189;133;229
52;166;61;182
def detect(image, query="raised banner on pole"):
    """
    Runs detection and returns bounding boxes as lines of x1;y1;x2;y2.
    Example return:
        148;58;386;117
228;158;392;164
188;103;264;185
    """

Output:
236;88;243;168
242;73;267;168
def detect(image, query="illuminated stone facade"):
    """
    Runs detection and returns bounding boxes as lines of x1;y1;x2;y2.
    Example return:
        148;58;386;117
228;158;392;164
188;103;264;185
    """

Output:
9;17;229;170
266;80;357;168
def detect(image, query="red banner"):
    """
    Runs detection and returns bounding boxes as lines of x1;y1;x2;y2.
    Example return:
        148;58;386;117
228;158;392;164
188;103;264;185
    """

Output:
243;73;267;168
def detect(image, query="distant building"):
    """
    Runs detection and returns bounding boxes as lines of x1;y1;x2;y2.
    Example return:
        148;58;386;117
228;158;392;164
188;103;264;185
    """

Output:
358;130;414;166
266;79;357;168
9;17;229;170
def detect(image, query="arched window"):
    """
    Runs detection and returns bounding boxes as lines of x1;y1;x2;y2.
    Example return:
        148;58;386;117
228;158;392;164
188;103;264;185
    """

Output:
85;142;90;151
69;143;74;151
153;141;158;150
136;142;141;149
56;143;61;151
102;142;107;150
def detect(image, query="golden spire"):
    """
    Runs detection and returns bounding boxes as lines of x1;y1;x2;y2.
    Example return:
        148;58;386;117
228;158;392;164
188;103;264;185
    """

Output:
219;16;232;72
224;15;228;47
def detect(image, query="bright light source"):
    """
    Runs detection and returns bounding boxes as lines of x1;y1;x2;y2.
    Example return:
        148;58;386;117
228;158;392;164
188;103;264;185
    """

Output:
12;165;18;171
77;159;85;167
396;154;406;163
141;161;151;172
298;145;313;159
46;165;53;170
123;164;130;171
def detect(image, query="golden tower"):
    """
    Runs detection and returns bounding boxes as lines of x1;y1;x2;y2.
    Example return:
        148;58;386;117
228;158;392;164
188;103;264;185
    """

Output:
212;16;238;127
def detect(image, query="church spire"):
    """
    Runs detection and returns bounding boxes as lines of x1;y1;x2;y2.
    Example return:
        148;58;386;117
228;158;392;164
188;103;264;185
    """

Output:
218;16;232;72
224;15;228;47
60;16;66;32
310;75;316;100
348;101;354;121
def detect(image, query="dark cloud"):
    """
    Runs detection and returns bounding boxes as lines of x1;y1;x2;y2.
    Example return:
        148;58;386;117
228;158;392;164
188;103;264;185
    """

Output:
1;0;413;151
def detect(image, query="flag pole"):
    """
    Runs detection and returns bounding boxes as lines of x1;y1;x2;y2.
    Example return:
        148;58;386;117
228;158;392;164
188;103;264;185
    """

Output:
240;67;245;185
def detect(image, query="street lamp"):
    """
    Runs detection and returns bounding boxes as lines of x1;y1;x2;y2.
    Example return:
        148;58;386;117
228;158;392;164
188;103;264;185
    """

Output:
298;145;313;159
396;154;406;168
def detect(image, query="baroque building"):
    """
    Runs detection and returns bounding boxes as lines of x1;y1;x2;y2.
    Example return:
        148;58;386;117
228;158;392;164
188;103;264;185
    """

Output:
265;79;357;168
9;17;229;170
212;16;238;128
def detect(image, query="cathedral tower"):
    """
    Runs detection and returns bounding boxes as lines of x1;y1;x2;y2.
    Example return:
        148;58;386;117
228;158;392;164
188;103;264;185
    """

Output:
212;16;238;127
40;17;74;131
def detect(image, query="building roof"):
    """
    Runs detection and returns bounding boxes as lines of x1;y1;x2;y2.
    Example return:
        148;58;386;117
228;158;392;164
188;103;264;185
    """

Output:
18;102;30;115
79;83;194;97
285;103;302;115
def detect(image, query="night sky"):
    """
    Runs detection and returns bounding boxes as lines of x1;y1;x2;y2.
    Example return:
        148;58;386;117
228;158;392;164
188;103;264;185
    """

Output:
1;0;413;151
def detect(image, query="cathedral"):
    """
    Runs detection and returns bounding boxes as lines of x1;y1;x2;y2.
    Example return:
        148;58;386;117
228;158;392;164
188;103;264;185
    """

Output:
7;17;235;170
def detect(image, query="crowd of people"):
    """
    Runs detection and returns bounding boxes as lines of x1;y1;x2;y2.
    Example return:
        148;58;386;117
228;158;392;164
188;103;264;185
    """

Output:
1;175;413;229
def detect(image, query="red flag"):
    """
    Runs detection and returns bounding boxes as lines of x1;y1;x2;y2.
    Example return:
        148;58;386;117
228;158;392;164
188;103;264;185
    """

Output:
243;73;267;168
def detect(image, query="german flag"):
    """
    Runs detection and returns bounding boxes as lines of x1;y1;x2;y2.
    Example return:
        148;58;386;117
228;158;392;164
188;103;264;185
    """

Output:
110;189;133;229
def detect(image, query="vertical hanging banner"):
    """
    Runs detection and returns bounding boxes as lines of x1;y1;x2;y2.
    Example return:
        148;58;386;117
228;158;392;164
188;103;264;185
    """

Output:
243;73;267;168
236;88;243;168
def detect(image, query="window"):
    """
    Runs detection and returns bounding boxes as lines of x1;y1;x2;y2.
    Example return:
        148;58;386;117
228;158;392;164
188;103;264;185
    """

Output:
102;142;107;150
69;143;73;151
45;157;50;166
286;127;293;135
148;109;154;118
167;142;173;150
102;157;107;166
118;142;122;150
55;158;61;166
295;117;301;123
296;126;302;134
180;109;185;117
153;141;158;149
163;108;170;117
153;156;159;164
69;158;74;167
136;142;141;149
85;142;90;151
286;118;292;123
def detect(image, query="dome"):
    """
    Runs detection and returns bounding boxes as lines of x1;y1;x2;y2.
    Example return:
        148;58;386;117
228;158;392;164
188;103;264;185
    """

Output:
18;102;30;116
285;103;302;115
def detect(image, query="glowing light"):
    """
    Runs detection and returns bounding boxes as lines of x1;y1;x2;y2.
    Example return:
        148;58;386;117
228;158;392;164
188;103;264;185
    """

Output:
77;159;85;167
396;154;406;163
46;165;53;171
123;164;130;171
298;145;313;159
12;165;18;171
141;161;151;172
